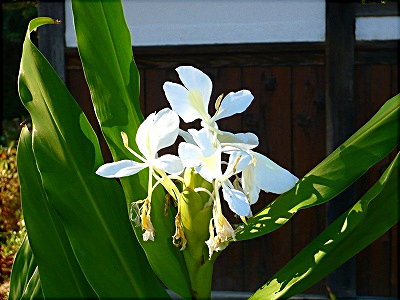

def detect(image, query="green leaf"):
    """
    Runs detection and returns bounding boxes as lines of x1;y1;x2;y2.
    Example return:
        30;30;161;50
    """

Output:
18;17;168;299
8;236;38;300
250;152;399;300
71;0;191;297
16;126;96;298
20;267;43;300
236;94;399;240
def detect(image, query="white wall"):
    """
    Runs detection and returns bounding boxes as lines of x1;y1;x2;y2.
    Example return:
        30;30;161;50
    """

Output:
65;0;400;47
65;0;325;47
356;16;400;41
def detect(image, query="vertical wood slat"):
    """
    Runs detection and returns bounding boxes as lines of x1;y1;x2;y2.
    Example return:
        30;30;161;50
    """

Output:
65;48;398;296
261;66;293;282
239;66;294;292
291;65;326;294
241;66;269;292
325;2;357;297
37;1;65;82
212;67;244;291
355;64;396;297
390;64;398;297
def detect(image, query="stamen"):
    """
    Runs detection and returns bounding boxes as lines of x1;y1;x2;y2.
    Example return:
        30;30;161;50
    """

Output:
164;194;171;216
121;131;146;162
167;175;185;183
154;168;181;203
172;212;187;250
232;155;242;174
215;93;224;111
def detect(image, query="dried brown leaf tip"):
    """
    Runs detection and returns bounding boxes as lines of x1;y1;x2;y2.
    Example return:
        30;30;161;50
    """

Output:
54;19;62;24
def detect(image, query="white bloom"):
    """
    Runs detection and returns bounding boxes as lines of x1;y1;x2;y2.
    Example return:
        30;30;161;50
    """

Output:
96;108;183;178
205;205;235;258
242;151;299;204
178;128;222;182
163;66;254;129
219;151;252;217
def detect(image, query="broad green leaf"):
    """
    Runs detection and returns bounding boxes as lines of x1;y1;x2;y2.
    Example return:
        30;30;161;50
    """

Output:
237;94;399;240
17;126;96;298
8;236;37;300
250;152;399;300
71;0;191;297
20;267;43;300
18;17;167;299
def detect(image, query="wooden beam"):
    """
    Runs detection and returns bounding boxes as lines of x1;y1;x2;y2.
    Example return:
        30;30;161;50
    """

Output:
38;1;65;82
354;2;399;17
325;1;357;297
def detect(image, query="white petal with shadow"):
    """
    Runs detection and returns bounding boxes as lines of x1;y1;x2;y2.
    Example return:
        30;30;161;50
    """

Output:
221;183;251;217
154;154;184;175
214;90;254;121
252;151;299;194
96;160;147;178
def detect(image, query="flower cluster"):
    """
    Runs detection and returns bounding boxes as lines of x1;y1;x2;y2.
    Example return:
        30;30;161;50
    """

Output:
96;66;298;257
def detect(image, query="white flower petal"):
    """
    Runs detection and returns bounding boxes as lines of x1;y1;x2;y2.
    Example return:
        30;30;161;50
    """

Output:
178;142;202;168
96;160;147;178
154;154;184;175
178;129;196;144
176;66;212;116
252;151;299;194
214;90;254;121
135;108;179;160
163;82;204;123
152;108;180;153
135;112;156;158
195;147;222;183
188;128;217;156
221;184;251;217
219;131;259;150
225;151;252;176
242;166;261;205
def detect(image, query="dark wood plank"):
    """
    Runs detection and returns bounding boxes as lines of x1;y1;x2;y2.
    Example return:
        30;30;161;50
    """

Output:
390;224;398;297
354;2;399;17
389;64;398;298
237;66;294;292
260;66;294;279
212;67;245;291
241;66;270;292
291;65;326;294
360;65;393;297
139;69;146;116
325;2;357;296
144;69;172;115
38;1;65;82
355;41;398;65
355;64;395;297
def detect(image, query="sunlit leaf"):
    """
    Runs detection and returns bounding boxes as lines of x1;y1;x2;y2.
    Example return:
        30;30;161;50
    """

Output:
17;17;168;299
236;94;399;240
71;0;191;297
250;152;399;299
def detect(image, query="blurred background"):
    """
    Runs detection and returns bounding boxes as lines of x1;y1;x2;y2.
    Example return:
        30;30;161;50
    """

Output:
1;0;398;299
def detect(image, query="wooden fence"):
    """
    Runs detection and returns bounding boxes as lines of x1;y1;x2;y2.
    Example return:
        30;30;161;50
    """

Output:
65;40;398;297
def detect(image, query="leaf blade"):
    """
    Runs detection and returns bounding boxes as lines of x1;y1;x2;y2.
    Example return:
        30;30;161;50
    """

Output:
16;126;97;298
71;0;191;297
250;152;399;300
18;17;168;299
237;94;399;240
8;236;38;300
